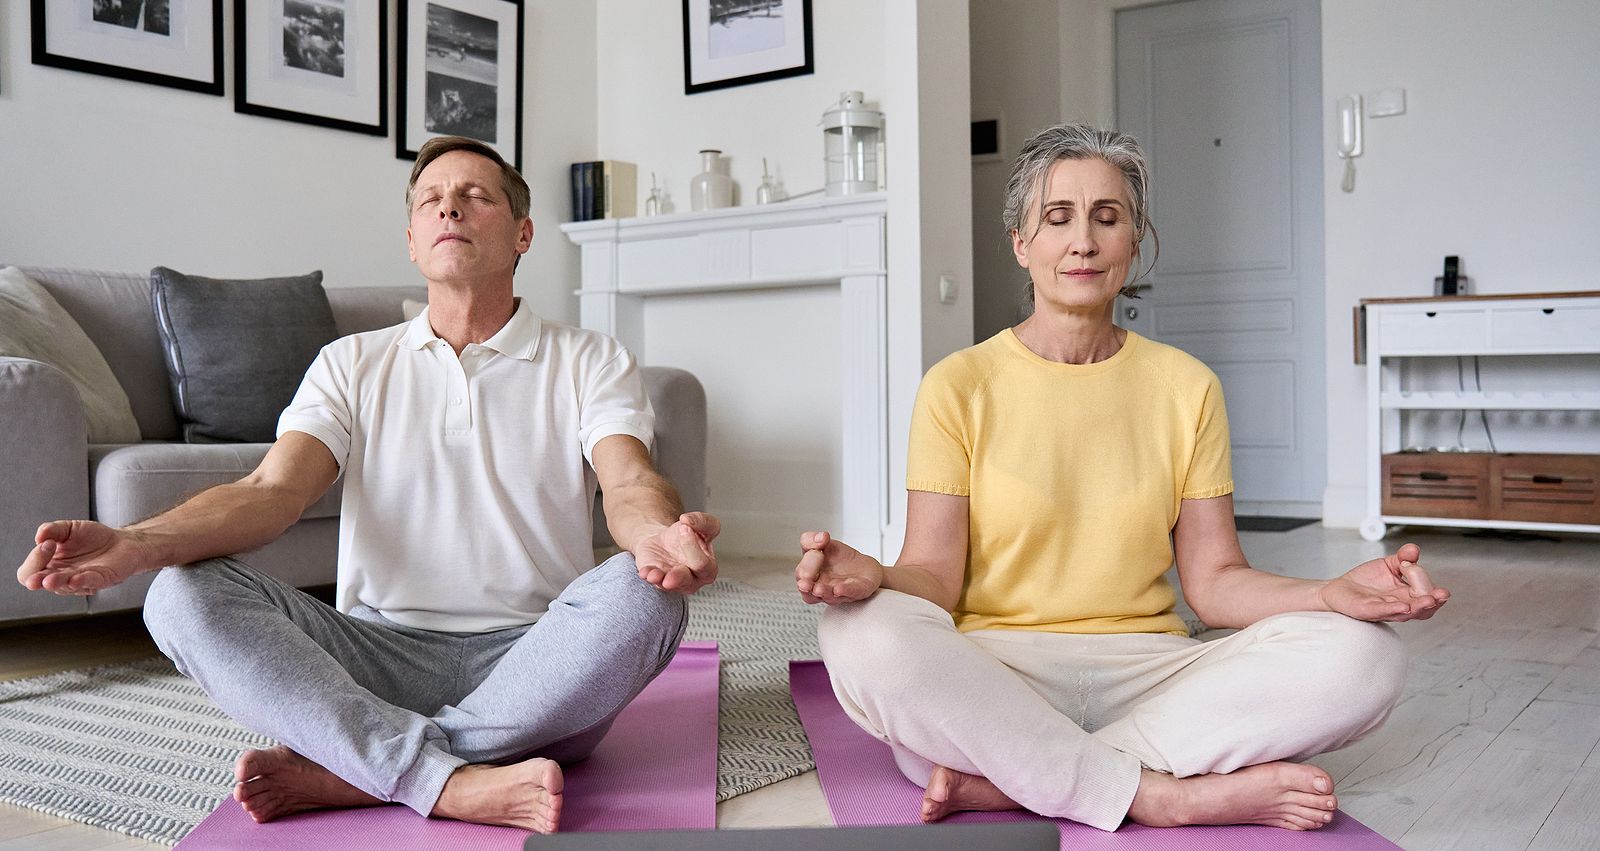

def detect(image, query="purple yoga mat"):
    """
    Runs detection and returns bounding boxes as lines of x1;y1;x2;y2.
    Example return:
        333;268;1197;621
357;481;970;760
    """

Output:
175;641;719;850
789;659;1400;851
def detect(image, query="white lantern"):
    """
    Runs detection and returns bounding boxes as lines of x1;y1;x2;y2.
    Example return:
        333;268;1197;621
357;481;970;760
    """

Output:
822;91;883;197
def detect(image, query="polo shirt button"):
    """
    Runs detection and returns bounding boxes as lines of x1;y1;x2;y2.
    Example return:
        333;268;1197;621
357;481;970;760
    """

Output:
451;398;462;406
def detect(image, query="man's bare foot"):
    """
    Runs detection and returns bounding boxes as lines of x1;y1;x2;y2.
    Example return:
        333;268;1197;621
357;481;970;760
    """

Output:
431;757;564;833
921;764;1022;822
1127;762;1338;831
233;746;381;823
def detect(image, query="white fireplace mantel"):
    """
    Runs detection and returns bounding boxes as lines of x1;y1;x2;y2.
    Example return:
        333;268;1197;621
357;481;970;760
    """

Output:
560;194;890;558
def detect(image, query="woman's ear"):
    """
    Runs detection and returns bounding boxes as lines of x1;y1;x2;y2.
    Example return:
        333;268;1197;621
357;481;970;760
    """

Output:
1010;228;1029;269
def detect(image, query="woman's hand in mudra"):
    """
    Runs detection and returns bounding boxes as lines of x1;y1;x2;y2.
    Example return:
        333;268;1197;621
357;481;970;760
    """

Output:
795;531;885;605
1319;542;1450;622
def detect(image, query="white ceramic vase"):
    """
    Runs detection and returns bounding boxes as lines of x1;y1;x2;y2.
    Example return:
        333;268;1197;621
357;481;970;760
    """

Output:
689;150;734;211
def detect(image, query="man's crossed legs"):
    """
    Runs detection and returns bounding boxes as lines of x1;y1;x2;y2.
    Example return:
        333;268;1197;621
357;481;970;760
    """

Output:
142;552;686;832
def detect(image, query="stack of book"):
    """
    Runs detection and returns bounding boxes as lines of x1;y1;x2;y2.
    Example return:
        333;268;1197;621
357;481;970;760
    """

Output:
569;161;638;222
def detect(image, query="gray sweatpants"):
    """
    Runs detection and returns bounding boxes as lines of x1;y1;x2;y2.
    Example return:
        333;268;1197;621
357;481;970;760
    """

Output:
141;552;687;816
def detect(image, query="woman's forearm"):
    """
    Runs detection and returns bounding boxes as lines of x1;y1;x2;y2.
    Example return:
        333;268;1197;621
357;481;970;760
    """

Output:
1187;565;1330;629
881;562;962;611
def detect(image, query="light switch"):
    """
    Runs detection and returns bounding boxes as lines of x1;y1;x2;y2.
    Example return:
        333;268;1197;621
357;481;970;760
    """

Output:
1367;88;1406;118
938;275;958;305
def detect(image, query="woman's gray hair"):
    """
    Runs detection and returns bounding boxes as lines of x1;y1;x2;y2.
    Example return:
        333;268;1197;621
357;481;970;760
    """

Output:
1003;123;1158;306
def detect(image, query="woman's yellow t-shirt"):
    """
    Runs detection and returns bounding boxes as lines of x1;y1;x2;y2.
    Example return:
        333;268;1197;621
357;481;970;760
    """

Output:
906;329;1233;636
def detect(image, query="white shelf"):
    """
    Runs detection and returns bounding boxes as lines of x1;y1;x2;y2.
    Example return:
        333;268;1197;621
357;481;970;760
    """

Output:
1380;390;1600;411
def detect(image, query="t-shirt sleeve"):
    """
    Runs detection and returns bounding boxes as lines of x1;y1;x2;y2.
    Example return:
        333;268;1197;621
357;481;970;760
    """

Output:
1181;371;1234;499
276;344;353;472
906;361;972;496
578;341;656;464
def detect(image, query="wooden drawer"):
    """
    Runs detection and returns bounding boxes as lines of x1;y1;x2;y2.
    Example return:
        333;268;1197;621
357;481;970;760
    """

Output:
1382;453;1491;519
1490;454;1600;524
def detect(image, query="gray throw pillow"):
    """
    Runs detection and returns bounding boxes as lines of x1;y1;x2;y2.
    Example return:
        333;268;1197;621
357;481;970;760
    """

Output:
150;266;338;443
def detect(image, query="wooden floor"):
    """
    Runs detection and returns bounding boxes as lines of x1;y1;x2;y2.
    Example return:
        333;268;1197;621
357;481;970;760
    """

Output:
0;528;1595;849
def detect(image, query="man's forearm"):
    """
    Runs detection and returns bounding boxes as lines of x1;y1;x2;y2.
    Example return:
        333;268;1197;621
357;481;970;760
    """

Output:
1188;566;1329;629
124;480;309;572
602;473;684;553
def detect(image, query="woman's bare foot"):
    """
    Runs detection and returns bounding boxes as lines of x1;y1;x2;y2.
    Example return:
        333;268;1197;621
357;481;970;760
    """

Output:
431;758;564;834
233;746;382;823
921;764;1022;822
1127;762;1339;831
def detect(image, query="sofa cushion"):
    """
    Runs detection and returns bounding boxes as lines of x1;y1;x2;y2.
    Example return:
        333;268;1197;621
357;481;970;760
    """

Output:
0;267;142;444
150;267;338;443
90;443;342;528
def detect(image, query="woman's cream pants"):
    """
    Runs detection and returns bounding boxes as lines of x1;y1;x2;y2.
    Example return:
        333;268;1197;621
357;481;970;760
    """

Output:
817;589;1406;831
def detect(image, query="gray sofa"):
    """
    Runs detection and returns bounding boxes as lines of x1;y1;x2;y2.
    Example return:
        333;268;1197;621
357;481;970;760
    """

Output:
1;266;706;624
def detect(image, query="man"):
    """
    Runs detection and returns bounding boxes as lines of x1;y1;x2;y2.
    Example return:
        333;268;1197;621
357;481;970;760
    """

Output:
16;136;719;834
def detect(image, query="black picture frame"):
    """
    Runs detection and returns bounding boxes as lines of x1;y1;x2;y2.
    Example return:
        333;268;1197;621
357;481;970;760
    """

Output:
397;0;524;170
234;0;388;136
682;0;813;95
30;0;224;96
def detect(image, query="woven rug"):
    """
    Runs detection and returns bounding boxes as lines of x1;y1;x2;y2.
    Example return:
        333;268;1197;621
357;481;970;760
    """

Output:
0;578;821;846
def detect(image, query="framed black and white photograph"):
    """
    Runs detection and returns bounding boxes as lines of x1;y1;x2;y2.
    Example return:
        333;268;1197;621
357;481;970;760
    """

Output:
682;0;813;95
398;0;524;169
31;0;223;95
235;0;387;136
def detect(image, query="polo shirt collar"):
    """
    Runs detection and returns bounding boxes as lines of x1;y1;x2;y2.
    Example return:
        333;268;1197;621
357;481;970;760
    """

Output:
398;298;543;361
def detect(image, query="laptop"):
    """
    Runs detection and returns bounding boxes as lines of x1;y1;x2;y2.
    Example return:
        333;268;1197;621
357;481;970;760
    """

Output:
524;823;1059;850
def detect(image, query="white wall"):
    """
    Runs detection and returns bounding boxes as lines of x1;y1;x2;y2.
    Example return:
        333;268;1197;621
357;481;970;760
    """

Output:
1319;0;1600;525
881;0;973;560
0;2;595;324
969;0;1061;342
594;0;885;209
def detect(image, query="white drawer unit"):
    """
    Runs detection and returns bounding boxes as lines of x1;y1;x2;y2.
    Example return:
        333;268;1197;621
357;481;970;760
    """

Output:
1359;291;1600;541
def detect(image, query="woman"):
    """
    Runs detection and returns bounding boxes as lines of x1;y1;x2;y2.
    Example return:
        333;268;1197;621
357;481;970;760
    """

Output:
795;123;1449;832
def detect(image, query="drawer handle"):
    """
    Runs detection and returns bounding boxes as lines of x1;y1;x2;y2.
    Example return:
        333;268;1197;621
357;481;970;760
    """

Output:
1425;311;1437;318
1532;474;1564;484
1418;471;1449;481
1542;308;1555;315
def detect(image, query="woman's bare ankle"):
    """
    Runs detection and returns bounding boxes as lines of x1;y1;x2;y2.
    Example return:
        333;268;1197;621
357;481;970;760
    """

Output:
1126;769;1185;827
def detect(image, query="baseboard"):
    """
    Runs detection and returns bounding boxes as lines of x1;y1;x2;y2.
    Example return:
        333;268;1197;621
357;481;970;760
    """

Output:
1232;499;1321;519
1321;485;1365;529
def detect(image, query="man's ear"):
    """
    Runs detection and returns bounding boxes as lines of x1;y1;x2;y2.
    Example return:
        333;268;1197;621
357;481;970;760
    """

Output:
516;217;534;254
407;226;416;262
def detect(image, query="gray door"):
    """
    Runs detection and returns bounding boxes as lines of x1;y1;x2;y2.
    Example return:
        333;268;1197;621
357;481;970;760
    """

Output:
1115;0;1325;515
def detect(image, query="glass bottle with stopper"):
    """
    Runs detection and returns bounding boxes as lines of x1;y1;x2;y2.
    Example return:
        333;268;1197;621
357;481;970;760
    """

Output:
822;91;883;196
756;158;780;205
644;172;662;216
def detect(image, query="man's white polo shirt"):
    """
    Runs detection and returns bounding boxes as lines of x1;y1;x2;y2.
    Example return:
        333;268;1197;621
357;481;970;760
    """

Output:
277;300;654;633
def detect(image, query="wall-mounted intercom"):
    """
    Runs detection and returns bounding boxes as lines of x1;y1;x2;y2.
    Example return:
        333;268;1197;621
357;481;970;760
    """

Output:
1336;94;1363;193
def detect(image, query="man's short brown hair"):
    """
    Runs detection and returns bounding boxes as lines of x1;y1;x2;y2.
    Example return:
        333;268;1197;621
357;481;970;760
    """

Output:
406;136;530;220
